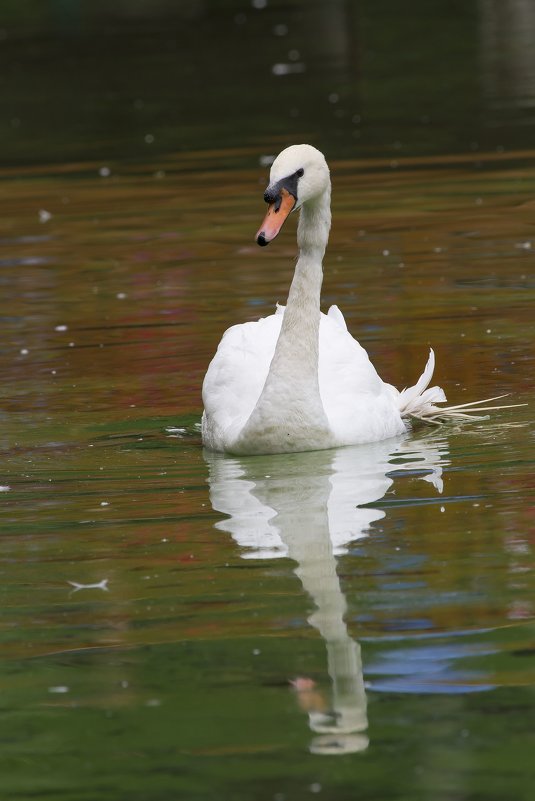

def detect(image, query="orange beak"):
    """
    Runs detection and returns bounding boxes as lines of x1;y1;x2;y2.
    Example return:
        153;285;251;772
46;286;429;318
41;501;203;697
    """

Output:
256;187;296;246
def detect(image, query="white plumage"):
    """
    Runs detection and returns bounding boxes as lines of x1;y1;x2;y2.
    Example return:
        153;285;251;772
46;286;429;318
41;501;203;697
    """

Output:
202;144;513;455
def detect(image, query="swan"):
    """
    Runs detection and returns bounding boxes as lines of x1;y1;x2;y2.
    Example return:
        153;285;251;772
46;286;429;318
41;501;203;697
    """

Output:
202;144;511;455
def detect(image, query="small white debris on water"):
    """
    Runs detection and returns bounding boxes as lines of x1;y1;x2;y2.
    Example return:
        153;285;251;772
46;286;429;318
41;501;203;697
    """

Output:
67;578;109;592
20;348;29;355
515;241;532;250
100;501;109;507
0;486;10;492
116;292;127;299
253;648;261;656
38;209;52;223
144;133;155;144
440;506;445;512
68;341;75;347
55;324;68;332
99;166;111;177
166;427;186;436
310;783;322;793
382;249;390;256
48;686;69;694
273;23;288;35
120;680;129;689
486;329;492;334
154;170;165;179
259;154;275;167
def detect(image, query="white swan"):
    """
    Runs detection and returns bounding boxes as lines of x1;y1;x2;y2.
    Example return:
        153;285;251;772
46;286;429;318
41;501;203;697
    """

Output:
202;144;508;455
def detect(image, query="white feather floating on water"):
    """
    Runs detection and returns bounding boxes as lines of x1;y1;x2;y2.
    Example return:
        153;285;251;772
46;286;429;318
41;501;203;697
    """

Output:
67;578;109;593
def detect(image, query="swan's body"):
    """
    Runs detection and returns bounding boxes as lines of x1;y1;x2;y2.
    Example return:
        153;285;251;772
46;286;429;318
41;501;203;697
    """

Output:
202;303;411;453
202;144;507;455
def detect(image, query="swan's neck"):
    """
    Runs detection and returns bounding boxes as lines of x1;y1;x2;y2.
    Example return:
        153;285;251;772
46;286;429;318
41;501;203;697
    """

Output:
234;187;332;454
274;188;331;382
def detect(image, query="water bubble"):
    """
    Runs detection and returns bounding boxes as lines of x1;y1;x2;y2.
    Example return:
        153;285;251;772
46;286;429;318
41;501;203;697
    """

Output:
273;23;288;36
259;154;275;167
144;133;155;144
99;166;111;177
48;686;69;694
20;348;29;355
54;324;68;332
38;209;52;223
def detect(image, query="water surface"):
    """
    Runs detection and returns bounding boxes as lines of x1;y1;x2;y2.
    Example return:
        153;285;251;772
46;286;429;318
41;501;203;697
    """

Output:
1;4;534;800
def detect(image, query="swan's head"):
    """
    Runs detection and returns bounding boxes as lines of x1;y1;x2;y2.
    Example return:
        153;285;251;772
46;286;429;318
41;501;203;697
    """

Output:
256;144;330;246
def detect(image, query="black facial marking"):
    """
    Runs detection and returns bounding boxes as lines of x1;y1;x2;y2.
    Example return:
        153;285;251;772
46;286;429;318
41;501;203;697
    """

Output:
263;167;304;207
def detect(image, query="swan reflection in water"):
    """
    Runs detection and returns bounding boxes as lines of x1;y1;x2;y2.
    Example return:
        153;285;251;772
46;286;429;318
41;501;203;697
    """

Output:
205;433;448;755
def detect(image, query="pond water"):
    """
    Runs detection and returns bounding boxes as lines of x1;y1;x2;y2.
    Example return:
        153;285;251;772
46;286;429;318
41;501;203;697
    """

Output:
1;3;534;800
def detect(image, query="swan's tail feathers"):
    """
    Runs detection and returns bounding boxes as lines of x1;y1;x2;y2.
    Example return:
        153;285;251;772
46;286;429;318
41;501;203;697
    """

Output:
397;349;447;418
398;349;526;425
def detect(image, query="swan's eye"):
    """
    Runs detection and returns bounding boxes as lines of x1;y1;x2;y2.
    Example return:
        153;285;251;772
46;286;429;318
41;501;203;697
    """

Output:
263;168;304;206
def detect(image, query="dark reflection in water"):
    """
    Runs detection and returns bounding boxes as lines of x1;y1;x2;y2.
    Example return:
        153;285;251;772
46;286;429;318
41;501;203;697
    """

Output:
3;0;535;167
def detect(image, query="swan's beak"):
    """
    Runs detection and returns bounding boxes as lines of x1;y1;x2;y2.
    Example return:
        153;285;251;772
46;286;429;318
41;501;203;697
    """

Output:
256;188;296;247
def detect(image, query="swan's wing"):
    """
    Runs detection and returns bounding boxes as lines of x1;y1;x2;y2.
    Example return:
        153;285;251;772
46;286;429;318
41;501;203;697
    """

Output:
318;313;406;443
327;304;348;331
202;312;282;449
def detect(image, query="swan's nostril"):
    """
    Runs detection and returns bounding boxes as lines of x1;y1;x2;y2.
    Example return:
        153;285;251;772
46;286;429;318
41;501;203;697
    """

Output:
257;232;268;246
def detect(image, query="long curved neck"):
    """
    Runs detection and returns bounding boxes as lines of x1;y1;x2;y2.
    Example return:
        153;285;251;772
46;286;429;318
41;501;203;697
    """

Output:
273;187;331;382
234;186;332;454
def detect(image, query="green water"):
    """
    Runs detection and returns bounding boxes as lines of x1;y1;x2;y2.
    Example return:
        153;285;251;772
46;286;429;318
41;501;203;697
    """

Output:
1;2;534;800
